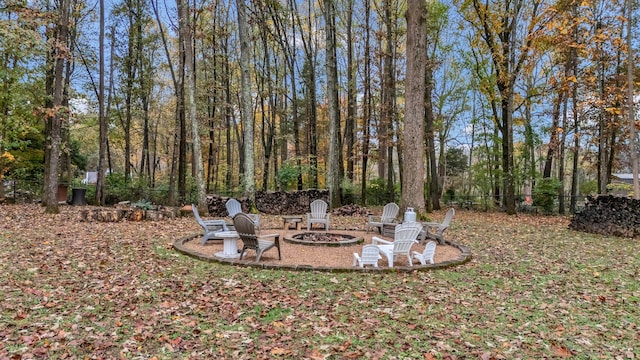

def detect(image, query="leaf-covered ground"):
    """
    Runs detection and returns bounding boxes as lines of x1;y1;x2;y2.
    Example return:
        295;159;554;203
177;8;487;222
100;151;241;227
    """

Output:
1;204;639;359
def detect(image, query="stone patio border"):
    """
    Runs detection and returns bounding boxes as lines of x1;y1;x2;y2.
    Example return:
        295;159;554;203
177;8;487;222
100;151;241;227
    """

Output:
172;233;472;273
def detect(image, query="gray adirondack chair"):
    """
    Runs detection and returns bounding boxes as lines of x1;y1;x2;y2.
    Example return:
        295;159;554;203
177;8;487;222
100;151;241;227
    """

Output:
423;208;455;244
192;205;228;245
226;198;260;232
233;213;281;262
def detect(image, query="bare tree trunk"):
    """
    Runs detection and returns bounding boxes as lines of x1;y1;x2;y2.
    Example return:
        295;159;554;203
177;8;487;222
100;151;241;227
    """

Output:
123;5;135;185
558;98;568;214
178;52;187;202
152;0;181;205
360;0;371;206
570;56;580;212
295;0;318;189
224;39;234;190
543;92;563;178
597;39;607;194
324;0;341;208
627;0;639;198
345;0;355;183
282;0;302;190
237;0;255;204
425;57;439;211
178;0;206;210
402;0;427;216
44;0;71;213
378;0;395;183
256;9;277;193
206;51;217;194
522;81;535;202
96;0;106;205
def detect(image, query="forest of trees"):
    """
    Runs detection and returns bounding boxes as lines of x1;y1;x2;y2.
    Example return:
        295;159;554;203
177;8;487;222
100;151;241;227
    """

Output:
1;0;639;215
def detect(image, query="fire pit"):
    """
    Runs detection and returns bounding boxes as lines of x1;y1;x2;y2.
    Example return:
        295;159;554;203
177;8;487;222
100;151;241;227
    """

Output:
284;232;364;247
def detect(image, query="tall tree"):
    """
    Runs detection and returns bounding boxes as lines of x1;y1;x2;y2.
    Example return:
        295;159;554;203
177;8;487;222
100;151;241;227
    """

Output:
324;0;341;208
237;0;255;204
178;0;206;210
361;0;372;205
0;4;43;200
460;0;545;214
626;0;639;199
585;2;626;194
402;0;427;215
152;0;182;205
295;0;319;188
43;0;71;214
379;0;397;202
278;0;303;190
345;0;356;183
424;1;452;211
95;0;106;205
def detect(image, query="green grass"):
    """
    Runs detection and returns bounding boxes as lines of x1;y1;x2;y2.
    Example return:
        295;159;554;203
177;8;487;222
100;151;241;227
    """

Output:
1;206;639;359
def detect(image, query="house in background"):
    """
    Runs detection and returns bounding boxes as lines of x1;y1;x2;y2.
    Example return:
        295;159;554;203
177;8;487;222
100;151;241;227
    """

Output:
82;169;111;184
612;173;634;184
610;173;636;196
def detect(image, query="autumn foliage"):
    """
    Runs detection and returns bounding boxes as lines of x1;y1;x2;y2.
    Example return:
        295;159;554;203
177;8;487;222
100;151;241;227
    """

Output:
1;205;638;358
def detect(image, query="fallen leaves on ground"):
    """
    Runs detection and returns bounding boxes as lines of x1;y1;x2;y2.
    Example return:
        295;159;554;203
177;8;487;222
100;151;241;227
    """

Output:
0;204;639;359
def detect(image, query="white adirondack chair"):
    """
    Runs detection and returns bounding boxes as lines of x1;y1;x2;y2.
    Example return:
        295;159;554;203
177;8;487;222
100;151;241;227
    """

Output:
365;202;400;233
372;224;422;267
192;204;228;245
353;244;382;268
226;198;260;232
307;199;330;230
413;241;437;265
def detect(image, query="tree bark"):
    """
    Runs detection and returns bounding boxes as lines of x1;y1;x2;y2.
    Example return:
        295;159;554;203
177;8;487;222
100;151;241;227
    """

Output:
425;57;439;211
324;0;341;208
360;0;371;206
627;0;639;199
402;0;427;216
96;0;106;206
345;0;355;183
44;0;71;214
178;0;206;210
237;0;255;204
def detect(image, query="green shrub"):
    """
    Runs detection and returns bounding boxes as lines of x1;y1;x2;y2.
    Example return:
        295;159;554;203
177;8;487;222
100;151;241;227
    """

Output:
445;188;456;204
278;160;300;191
104;173;131;204
341;178;356;204
132;199;153;210
580;179;597;195
533;178;561;215
366;177;398;206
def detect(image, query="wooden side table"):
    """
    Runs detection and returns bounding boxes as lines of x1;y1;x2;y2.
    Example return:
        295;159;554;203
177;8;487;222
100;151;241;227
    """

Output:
282;215;303;230
382;223;397;237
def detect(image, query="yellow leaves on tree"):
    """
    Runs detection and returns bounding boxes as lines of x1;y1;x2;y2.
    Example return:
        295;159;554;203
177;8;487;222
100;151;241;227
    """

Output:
0;151;16;179
605;107;622;115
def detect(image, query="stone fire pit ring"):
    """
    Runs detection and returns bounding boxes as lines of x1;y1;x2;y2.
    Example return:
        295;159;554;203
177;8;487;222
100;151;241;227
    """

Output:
283;232;364;247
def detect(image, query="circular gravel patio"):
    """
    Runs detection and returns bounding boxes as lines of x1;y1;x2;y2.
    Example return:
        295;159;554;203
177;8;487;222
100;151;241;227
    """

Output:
173;227;472;272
